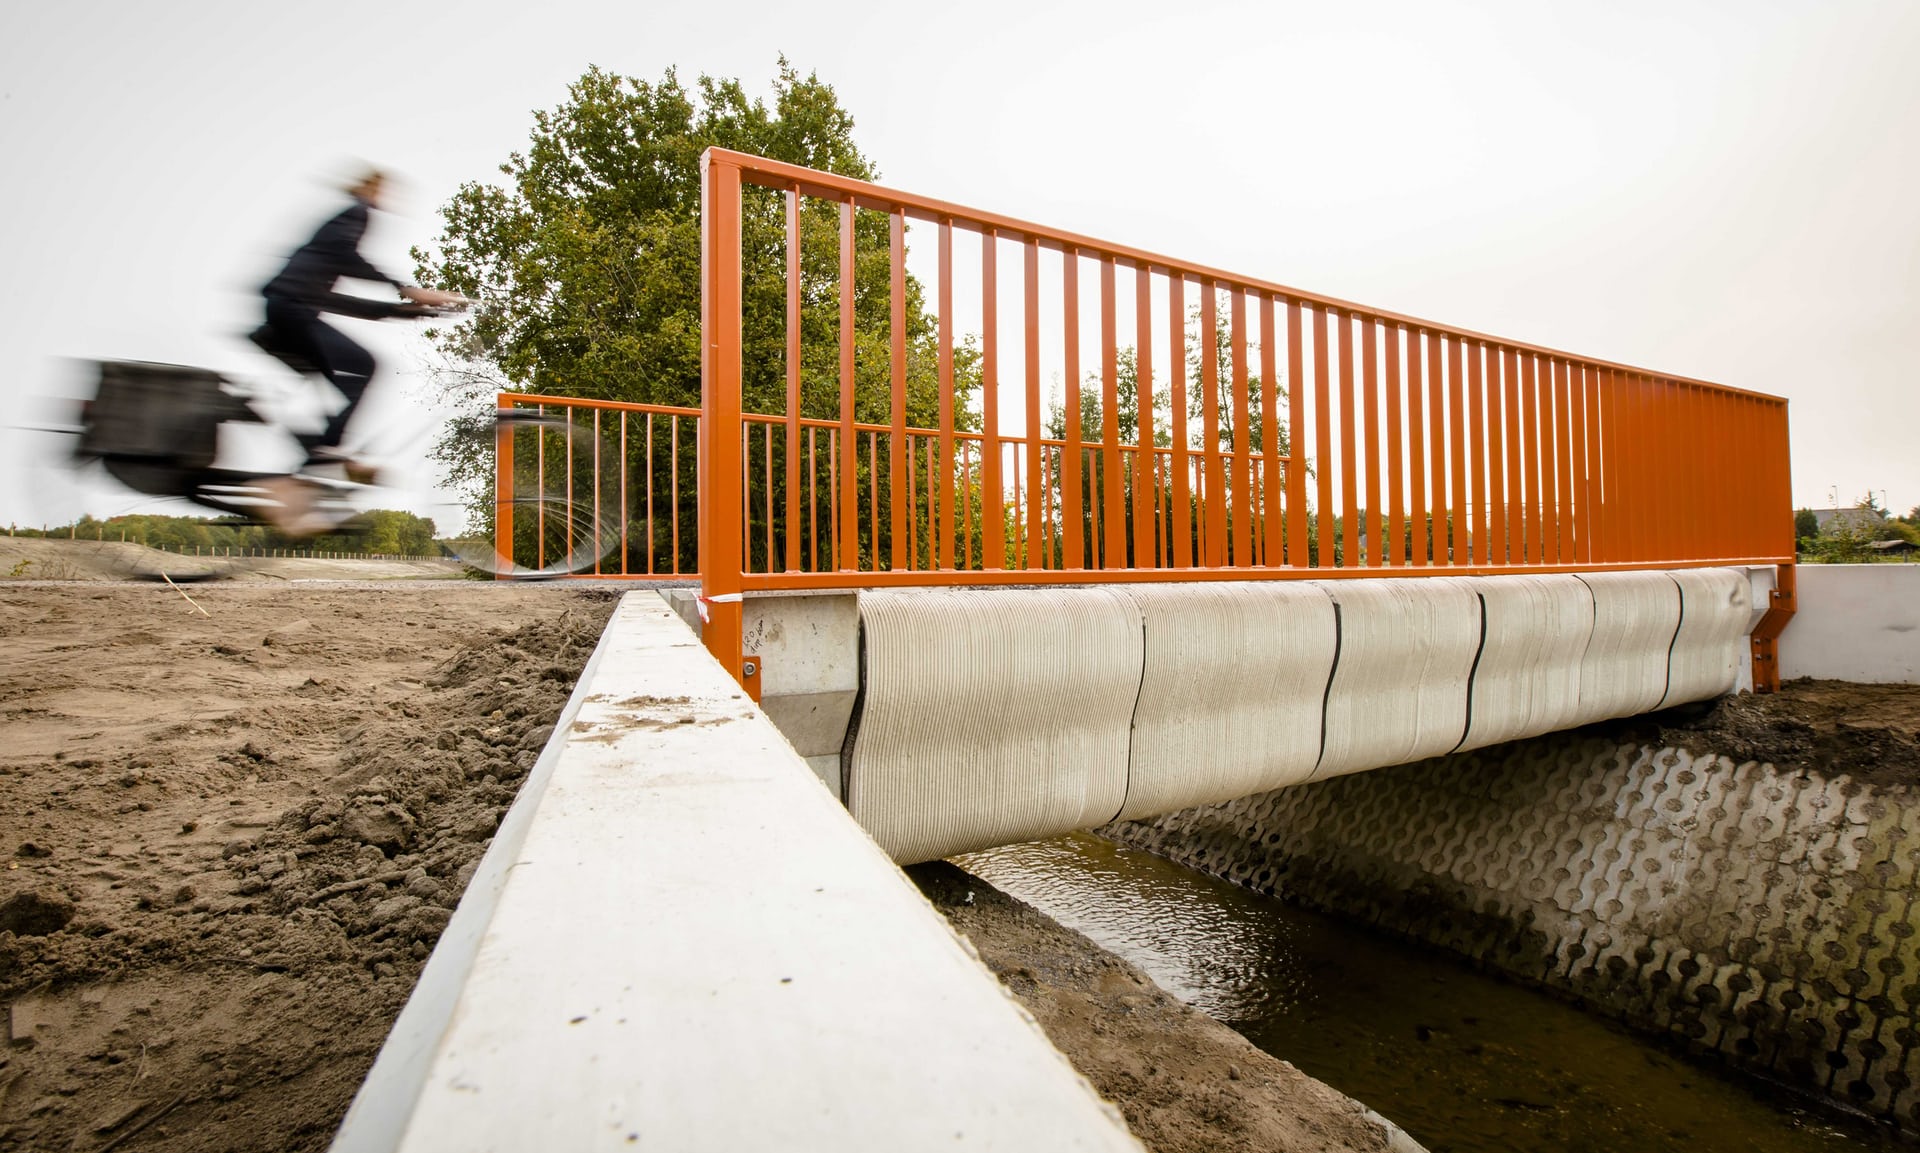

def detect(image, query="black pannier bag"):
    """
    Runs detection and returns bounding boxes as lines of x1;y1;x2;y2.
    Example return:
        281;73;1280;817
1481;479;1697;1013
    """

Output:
76;361;261;496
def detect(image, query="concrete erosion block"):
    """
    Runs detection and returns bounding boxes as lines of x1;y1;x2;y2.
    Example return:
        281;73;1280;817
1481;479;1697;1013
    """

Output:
1117;582;1338;821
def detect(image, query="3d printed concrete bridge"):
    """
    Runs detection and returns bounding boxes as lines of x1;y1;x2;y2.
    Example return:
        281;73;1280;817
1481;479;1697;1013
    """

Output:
332;150;1798;1152
489;146;1796;864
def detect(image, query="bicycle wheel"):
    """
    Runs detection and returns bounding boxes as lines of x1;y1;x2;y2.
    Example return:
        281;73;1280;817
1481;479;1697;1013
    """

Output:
436;409;625;579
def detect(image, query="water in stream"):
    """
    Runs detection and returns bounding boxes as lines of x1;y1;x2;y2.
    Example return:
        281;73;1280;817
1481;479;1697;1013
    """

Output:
956;832;1884;1153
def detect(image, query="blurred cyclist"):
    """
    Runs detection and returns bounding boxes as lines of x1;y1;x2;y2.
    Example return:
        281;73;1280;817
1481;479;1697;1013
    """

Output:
253;168;464;482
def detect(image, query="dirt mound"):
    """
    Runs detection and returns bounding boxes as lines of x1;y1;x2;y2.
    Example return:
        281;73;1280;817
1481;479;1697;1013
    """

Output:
0;536;466;583
0;583;616;1153
1622;679;1920;789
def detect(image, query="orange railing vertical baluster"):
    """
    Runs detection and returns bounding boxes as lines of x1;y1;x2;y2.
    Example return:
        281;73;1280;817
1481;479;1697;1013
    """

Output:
838;201;858;572
1101;256;1125;569
1201;280;1226;567
618;411;629;575
1361;315;1382;567
697;150;743;677
1260;295;1283;567
960;440;973;569
1447;335;1467;568
937;218;956;570
1231;288;1253;567
1537;361;1555;564
1426;331;1446;564
1135;264;1157;569
1553;358;1574;565
1577;366;1596;564
887;211;910;571
1024;239;1044;570
1384;324;1404;567
1521;352;1543;565
868;431;879;571
786;189;802;573
645;413;655;574
1568;362;1591;565
1486;349;1508;566
671;415;682;576
1466;342;1487;566
1312;304;1334;568
1062;249;1085;569
808;426;818;572
494;395;514;575
1171;276;1192;568
926;439;938;568
1338;309;1359;567
1502;347;1524;565
982;230;1004;570
764;424;775;572
739;423;750;572
1594;368;1618;563
1407;327;1428;566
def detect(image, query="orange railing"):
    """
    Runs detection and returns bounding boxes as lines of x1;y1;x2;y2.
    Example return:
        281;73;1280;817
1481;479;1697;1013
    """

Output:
494;393;701;578
528;148;1791;678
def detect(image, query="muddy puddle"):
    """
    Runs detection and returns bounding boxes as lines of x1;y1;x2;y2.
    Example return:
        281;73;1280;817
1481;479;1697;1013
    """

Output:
958;832;1889;1153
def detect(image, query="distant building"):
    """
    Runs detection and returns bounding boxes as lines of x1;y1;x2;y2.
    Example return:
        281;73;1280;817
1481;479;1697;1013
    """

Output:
1810;506;1888;535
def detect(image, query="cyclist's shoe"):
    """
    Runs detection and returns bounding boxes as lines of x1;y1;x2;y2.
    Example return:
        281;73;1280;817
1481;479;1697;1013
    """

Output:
258;476;336;537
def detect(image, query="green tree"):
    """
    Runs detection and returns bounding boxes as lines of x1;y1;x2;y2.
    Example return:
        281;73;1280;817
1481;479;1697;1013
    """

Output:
1794;507;1818;541
415;62;975;572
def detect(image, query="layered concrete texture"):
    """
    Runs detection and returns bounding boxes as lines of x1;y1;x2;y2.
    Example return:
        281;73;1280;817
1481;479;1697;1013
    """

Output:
333;592;1141;1153
847;588;1141;866
1312;577;1482;778
1661;568;1755;708
1781;565;1920;685
1457;575;1593;753
1111;735;1920;1125
848;570;1756;864
1573;571;1681;721
1117;582;1337;821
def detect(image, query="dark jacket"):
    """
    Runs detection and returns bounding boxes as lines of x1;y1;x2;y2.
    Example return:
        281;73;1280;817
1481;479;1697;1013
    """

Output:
262;197;409;320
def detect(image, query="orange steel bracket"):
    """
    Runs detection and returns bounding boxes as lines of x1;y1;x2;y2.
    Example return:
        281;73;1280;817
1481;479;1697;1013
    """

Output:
739;655;764;704
1748;562;1796;693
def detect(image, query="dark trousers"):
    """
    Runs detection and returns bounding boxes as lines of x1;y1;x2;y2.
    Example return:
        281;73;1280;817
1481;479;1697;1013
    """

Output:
261;299;376;458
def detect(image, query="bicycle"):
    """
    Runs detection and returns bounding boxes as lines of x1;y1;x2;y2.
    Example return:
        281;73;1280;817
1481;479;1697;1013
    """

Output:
46;325;621;581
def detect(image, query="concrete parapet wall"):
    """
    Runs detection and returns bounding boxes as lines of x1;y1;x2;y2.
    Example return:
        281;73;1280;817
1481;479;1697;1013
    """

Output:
333;591;1141;1153
1108;735;1920;1125
1782;565;1920;685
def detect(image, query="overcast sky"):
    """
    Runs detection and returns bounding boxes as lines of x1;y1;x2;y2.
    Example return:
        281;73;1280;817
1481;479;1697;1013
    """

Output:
3;0;1916;529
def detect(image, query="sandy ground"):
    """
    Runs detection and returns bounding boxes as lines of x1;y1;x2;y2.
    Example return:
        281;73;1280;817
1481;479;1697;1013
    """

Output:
0;569;1404;1153
0;578;618;1153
